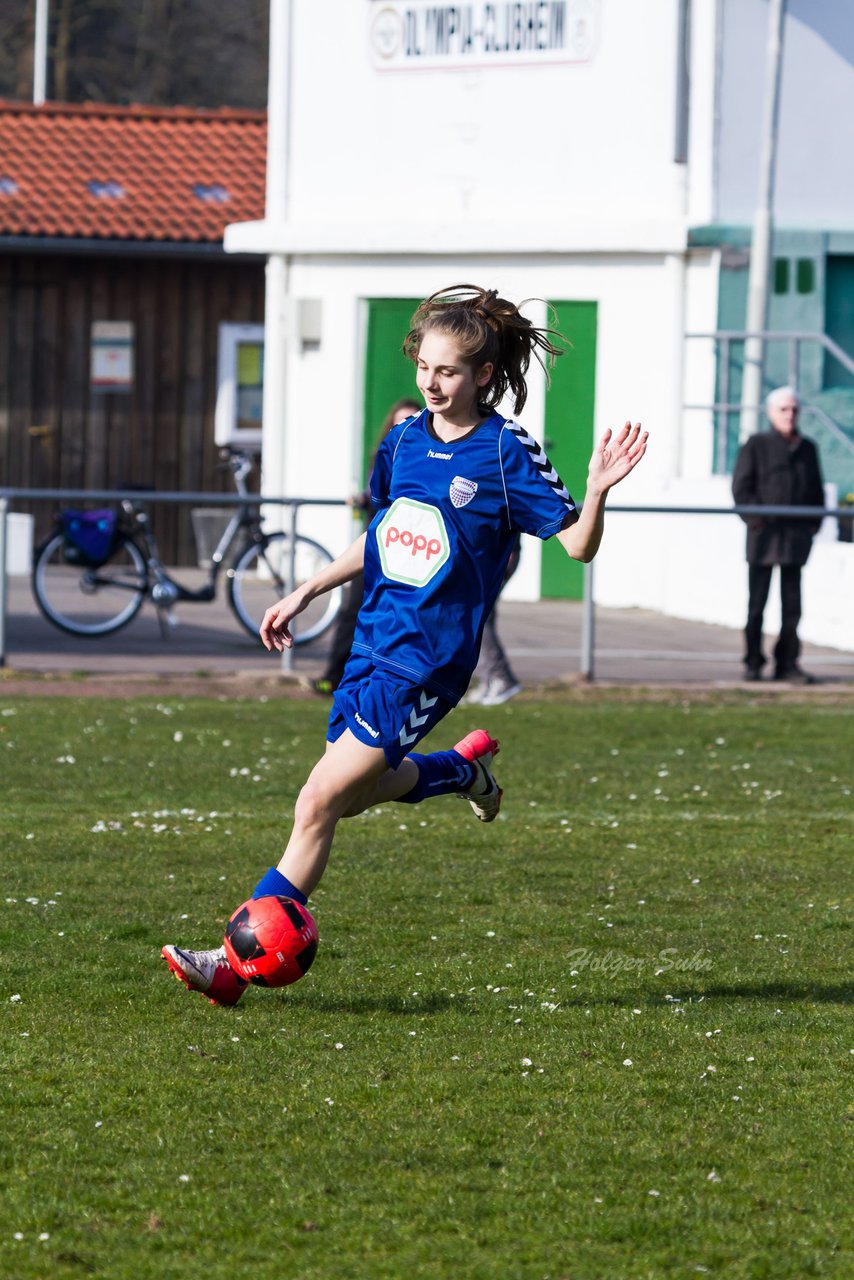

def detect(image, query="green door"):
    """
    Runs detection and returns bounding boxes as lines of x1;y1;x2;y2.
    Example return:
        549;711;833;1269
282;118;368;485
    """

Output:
540;300;598;599
824;256;854;388
362;298;422;483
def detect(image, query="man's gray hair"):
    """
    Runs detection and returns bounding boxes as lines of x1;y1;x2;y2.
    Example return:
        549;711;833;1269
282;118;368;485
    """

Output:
766;385;800;411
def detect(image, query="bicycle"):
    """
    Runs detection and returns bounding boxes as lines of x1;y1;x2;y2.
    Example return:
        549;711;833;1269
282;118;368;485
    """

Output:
31;449;343;643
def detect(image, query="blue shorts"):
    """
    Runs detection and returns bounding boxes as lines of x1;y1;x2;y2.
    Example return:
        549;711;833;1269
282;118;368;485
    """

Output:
327;654;453;769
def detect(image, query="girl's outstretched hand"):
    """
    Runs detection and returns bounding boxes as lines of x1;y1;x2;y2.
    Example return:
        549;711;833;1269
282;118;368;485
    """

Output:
260;589;309;652
588;422;648;493
259;533;366;652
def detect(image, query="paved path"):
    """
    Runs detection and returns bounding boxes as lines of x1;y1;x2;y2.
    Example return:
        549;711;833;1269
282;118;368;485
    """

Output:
3;571;852;688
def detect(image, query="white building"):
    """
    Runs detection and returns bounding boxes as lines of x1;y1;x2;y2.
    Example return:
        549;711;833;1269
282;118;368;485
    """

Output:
225;0;854;651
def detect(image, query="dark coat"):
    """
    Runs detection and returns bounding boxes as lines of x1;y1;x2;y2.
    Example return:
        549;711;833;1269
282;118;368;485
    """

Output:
732;430;824;566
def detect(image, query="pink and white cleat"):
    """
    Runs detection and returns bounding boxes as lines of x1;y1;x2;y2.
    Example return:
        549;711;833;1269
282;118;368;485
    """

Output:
161;944;248;1007
454;728;503;822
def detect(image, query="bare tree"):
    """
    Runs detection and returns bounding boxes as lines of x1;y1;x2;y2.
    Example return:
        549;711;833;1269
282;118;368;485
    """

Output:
0;0;269;108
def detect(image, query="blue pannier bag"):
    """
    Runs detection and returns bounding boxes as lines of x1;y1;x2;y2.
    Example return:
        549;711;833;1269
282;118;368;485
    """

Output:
61;509;118;567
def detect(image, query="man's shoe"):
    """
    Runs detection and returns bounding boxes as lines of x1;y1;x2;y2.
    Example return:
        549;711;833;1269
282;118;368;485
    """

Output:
480;679;522;706
774;665;816;685
161;944;248;1006
454;728;503;822
463;682;488;705
744;666;763;682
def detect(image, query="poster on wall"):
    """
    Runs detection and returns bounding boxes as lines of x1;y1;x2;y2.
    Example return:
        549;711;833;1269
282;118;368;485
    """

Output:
90;321;134;391
369;0;598;70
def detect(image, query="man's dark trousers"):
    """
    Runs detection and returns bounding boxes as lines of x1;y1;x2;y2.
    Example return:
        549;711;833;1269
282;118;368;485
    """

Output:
745;564;802;674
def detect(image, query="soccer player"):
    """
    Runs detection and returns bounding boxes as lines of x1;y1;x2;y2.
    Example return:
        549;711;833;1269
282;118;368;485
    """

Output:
163;284;648;1005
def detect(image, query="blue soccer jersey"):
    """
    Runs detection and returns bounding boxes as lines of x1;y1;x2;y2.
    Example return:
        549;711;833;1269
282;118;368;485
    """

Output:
352;408;577;701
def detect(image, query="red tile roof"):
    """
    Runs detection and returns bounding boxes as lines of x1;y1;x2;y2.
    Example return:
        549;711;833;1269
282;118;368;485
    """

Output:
0;101;266;244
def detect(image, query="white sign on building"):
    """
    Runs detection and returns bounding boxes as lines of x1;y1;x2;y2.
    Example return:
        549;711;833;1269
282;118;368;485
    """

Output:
369;0;597;70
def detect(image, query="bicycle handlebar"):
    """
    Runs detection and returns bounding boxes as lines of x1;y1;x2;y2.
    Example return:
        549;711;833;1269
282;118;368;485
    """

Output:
217;446;256;488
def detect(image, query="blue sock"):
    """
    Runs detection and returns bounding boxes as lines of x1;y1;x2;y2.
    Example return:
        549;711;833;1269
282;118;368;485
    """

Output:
398;749;475;804
252;866;307;905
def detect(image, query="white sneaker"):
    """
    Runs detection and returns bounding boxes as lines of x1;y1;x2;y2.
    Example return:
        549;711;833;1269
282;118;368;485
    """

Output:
463;682;487;705
479;680;522;707
161;944;247;1006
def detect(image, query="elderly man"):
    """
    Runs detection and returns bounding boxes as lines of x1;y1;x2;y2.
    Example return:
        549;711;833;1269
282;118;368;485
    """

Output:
732;386;825;683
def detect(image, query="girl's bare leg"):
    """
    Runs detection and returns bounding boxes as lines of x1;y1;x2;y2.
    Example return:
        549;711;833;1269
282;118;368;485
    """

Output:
275;732;418;895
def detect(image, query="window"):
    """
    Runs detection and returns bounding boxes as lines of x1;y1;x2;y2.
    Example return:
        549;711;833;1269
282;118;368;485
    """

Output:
773;258;790;294
87;180;125;198
215;324;264;448
193;183;230;203
796;258;815;294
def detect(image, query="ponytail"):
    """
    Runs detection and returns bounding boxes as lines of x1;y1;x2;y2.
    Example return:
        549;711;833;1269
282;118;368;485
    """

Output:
403;283;566;414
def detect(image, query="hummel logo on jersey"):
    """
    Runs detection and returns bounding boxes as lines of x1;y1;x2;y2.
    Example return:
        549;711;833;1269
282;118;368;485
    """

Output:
450;476;478;508
428;448;454;460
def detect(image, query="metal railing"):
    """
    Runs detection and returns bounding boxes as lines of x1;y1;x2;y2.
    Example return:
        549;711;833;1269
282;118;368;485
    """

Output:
0;486;347;670
2;488;850;680
685;330;854;474
581;502;849;679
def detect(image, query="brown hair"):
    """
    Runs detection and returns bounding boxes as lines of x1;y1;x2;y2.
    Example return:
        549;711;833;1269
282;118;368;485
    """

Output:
402;283;566;414
380;397;422;437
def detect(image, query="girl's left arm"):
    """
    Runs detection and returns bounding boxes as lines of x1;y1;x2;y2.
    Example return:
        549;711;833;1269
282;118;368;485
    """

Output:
556;422;647;563
260;532;367;652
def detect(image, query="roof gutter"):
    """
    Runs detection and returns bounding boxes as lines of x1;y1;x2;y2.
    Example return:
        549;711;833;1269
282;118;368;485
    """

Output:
0;235;264;260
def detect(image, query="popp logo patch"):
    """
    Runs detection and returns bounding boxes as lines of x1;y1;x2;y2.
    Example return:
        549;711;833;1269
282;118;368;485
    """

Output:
376;497;450;587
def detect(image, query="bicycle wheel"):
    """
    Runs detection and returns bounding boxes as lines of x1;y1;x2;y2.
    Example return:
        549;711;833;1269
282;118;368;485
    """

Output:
228;533;342;644
32;533;148;637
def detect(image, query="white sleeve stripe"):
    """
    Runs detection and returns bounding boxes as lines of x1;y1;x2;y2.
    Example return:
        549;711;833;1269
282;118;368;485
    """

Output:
498;423;513;528
391;419;417;463
505;420;573;505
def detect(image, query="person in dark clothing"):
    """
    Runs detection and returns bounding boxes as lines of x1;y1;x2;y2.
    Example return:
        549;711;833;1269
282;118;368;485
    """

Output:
306;397;422;696
465;534;522;705
732;386;825;683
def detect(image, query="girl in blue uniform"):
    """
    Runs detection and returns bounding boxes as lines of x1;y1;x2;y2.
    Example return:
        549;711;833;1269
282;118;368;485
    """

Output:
163;284;648;1004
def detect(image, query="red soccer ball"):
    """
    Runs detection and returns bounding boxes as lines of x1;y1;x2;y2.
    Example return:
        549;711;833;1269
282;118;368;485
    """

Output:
224;895;318;988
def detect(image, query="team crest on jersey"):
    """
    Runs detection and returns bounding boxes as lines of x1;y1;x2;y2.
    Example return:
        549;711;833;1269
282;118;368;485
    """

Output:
449;476;477;508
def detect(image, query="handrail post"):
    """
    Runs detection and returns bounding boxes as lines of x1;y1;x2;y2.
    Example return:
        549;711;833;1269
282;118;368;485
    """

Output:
0;496;8;668
581;557;595;682
717;335;730;474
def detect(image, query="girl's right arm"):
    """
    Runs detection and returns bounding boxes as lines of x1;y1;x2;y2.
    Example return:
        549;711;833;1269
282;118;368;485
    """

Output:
260;532;367;652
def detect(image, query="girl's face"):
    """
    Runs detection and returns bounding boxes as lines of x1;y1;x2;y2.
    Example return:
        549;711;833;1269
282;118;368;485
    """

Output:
415;329;493;426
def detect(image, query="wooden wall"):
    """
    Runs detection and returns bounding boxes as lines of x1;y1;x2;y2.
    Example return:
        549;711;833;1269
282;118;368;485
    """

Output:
0;250;265;563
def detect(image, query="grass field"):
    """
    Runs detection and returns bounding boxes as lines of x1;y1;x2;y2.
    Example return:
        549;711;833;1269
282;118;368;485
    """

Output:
1;689;852;1280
